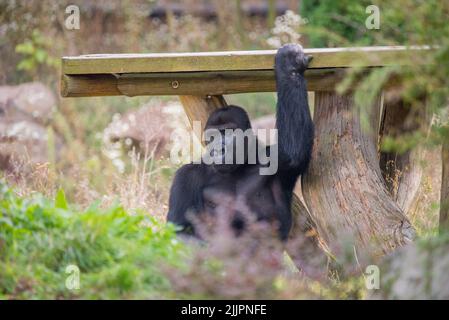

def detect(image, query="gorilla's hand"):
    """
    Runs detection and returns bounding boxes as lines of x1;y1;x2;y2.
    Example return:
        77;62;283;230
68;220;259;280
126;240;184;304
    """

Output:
275;43;313;76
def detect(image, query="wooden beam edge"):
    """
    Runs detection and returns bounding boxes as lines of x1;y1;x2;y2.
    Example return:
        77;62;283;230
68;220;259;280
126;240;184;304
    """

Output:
61;68;345;97
62;46;430;75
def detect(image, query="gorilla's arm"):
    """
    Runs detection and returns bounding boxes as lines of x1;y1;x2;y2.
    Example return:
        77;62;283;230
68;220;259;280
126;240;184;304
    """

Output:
274;44;314;188
167;164;205;234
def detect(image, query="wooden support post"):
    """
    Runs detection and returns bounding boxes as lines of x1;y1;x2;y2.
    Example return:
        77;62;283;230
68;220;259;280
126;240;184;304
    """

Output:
302;92;416;259
440;139;449;232
178;95;227;136
379;98;424;215
61;74;121;97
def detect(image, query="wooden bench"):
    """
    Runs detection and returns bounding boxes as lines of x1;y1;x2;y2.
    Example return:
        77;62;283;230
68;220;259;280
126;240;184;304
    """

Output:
61;46;434;258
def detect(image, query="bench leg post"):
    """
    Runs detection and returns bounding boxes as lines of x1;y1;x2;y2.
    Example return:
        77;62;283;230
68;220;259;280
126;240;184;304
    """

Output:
179;95;227;137
379;98;426;215
440;140;449;232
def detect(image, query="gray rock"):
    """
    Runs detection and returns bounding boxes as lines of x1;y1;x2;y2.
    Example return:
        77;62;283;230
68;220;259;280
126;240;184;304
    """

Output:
370;234;449;299
104;102;179;158
0;82;56;123
0;82;60;171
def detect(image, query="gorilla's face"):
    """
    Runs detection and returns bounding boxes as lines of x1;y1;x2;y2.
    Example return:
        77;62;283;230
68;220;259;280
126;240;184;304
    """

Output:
203;105;254;173
205;129;238;165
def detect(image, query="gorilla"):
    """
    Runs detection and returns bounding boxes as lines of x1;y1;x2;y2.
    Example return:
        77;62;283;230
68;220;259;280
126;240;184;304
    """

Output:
167;44;314;240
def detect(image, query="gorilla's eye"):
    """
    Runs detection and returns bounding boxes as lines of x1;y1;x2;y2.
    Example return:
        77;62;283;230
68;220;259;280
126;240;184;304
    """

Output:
205;200;216;209
231;215;246;232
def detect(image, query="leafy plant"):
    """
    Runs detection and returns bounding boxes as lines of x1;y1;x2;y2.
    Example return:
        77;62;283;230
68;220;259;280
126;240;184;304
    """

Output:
15;30;59;79
301;0;375;47
337;0;449;150
0;181;185;299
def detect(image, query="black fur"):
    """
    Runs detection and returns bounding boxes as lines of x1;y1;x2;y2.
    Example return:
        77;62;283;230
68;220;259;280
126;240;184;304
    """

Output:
167;44;314;240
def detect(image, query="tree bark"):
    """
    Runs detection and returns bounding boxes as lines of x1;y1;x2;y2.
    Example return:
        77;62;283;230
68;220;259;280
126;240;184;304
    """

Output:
379;98;424;215
302;92;415;258
440;139;449;232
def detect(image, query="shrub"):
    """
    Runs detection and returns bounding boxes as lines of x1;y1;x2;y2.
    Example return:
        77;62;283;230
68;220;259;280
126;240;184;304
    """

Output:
0;181;184;299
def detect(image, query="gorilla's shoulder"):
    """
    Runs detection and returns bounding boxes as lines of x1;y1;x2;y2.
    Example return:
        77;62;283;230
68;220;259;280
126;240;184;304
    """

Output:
174;162;210;180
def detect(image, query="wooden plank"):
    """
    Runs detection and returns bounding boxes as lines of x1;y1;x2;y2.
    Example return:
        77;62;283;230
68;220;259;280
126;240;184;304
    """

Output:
118;71;277;96
61;74;121;97
61;68;345;97
118;69;344;96
62;46;428;75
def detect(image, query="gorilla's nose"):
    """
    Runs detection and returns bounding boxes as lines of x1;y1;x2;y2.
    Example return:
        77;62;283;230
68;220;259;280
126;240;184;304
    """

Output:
231;212;246;235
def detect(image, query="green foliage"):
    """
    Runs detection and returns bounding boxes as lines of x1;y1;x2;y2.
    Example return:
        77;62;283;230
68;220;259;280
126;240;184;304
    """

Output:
301;0;375;47
226;92;277;118
336;0;449;152
15;30;59;79
0;181;184;299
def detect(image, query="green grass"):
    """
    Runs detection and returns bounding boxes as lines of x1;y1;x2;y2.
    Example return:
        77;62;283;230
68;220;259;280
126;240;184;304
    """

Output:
226;92;277;118
0;181;185;299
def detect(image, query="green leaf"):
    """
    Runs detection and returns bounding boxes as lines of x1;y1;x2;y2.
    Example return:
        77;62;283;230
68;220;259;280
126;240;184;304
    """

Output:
55;189;68;210
15;41;34;54
35;49;46;63
16;59;34;71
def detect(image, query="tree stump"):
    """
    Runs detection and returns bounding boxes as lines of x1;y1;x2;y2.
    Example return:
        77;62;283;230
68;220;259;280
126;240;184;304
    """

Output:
379;98;425;215
440;139;449;232
302;92;416;257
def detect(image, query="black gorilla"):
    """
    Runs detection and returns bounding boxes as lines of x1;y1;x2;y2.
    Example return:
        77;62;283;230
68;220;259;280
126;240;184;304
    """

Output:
167;44;314;240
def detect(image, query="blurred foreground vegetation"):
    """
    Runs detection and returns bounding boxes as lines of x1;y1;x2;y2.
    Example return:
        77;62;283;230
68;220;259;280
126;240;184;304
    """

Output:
0;181;367;299
0;181;184;299
2;181;449;299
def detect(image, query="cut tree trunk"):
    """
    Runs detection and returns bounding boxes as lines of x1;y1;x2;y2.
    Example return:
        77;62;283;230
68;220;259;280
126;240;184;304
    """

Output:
379;98;424;215
440;139;449;232
302;92;415;258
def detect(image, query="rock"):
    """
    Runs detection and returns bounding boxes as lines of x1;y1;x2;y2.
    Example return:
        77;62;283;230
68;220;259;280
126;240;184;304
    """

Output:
0;82;56;123
103;100;189;158
370;234;449;299
0;82;60;171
